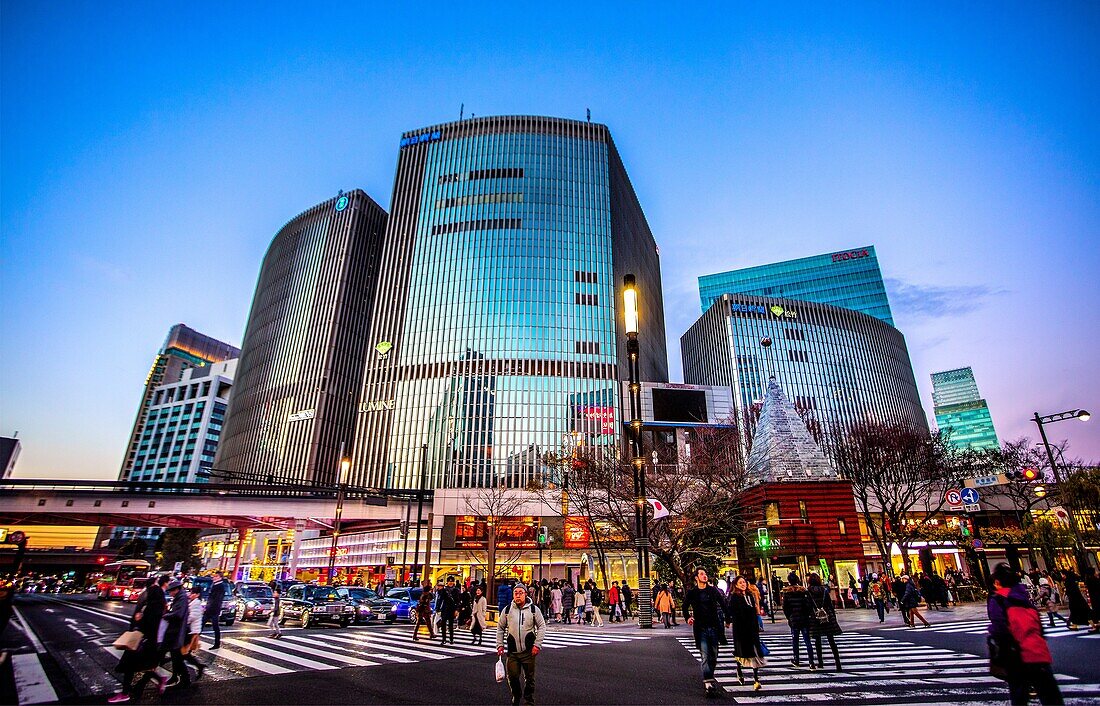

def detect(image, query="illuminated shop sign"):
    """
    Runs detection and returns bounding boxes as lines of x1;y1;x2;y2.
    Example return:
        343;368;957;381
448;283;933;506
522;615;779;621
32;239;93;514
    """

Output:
360;399;395;412
399;131;442;148
563;517;591;549
454;516;538;549
831;249;869;263
769;305;797;319
287;409;315;422
731;303;767;315
578;406;615;435
335;195;349;211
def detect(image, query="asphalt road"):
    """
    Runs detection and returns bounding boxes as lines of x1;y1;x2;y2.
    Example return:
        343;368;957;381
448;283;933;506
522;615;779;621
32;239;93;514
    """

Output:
5;595;1100;705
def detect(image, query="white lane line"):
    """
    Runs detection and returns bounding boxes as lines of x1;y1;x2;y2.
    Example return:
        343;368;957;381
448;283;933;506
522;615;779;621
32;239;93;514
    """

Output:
357;633;483;658
11;607;48;654
222;638;338;670
12;653;58;705
35;598;129;625
248;637;378;666
323;632;448;660
302;634;415;662
198;645;292;675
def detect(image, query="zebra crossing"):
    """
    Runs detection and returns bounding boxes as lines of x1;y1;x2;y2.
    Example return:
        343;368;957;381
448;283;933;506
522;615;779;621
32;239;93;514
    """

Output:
100;624;657;682
675;631;1100;704
879;617;1100;640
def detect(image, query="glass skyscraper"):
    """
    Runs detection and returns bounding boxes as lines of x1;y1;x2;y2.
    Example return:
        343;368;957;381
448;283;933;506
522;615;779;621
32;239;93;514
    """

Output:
698;246;894;325
354;116;667;490
681;294;926;455
931;367;999;450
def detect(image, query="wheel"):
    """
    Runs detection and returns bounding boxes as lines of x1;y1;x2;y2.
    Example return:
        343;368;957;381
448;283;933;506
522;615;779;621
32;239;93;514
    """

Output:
301;610;310;628
223;618;235;626
340;618;350;629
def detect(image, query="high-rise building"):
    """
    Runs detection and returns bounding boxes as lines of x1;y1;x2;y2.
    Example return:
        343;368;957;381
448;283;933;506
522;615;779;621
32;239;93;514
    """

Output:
698;246;894;325
118;324;239;480
215;190;388;485
110;359;237;547
354;116;667;490
681;294;927;454
0;435;20;479
931;367;999;450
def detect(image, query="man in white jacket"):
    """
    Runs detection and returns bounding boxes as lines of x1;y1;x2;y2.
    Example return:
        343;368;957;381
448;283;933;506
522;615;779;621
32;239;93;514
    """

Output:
496;583;546;706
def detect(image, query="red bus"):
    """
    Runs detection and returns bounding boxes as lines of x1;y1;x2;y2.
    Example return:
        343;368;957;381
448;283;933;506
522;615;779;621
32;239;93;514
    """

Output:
95;559;151;600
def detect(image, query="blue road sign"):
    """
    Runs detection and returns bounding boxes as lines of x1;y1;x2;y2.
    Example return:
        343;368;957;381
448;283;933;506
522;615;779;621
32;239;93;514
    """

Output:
960;487;980;505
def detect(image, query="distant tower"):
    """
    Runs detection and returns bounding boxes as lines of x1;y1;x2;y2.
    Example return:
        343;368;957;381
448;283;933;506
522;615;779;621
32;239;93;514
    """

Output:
118;324;239;481
931;367;999;450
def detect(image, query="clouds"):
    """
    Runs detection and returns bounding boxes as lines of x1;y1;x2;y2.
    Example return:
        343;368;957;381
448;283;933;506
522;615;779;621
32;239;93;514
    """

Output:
884;278;1006;319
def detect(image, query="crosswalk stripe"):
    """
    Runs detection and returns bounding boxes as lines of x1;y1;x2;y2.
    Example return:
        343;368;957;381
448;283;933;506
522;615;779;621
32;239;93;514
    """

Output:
318;632;451;660
222;638;338;670
248;636;379;666
12;653;58;706
186;645;292;675
304;634;418;662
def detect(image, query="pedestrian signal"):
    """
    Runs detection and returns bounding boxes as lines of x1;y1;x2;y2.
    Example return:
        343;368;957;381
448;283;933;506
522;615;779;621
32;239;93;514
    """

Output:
537;526;549;545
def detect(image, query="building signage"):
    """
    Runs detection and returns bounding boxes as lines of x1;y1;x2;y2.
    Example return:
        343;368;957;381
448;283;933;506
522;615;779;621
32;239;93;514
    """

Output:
831;249;869;263
453;515;539;549
731;303;767;316
563;517;591;549
579;406;615;435
399;130;442;148
360;399;395;412
769;305;797;319
335;195;349;212
287;409;315;422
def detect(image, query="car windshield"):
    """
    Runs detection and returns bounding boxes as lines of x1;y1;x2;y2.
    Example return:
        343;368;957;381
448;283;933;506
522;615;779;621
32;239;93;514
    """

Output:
305;587;347;602
385;588;409;600
238;585;272;599
347;588;379;600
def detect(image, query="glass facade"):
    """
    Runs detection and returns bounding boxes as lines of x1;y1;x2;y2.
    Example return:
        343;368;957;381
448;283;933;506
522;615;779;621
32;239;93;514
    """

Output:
698;246;894;325
355;116;667;490
216;190;388;485
118;324;239;481
681;294;926;455
931;367;999;450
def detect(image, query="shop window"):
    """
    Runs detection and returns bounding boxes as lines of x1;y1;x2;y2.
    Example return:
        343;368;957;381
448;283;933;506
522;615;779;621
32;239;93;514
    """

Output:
764;501;780;526
799;500;808;522
838;518;847;535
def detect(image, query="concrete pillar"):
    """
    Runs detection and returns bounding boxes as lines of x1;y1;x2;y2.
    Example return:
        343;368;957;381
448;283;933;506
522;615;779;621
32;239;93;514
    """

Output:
286;520;305;581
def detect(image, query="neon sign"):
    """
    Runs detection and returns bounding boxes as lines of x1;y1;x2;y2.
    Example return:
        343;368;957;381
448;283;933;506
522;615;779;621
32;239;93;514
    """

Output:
335;195;349;211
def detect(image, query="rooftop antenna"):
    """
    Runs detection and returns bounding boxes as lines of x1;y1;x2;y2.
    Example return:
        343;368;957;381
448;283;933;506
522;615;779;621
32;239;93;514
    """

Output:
460;103;464;120
586;108;591;123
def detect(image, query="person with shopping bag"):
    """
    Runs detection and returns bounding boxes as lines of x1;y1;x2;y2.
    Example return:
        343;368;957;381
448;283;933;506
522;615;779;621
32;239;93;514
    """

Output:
108;576;168;703
496;583;546;706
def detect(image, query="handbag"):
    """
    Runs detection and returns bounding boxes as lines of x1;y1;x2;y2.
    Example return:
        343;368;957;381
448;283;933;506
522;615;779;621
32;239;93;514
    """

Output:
180;634;201;655
112;630;143;651
759;640;770;657
495;656;506;683
810;593;829;623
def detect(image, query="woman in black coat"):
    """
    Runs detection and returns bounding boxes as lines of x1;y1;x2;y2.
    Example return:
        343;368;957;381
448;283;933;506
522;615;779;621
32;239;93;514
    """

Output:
110;577;168;703
727;575;766;690
1064;570;1090;629
807;573;843;671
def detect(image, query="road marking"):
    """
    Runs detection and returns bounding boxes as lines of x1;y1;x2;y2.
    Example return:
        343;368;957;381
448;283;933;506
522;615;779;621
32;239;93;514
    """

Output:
11;606;48;654
221;638;338;670
35;597;129;625
248;636;378;666
188;645;292;675
303;634;415;662
320;632;449;660
12;653;59;705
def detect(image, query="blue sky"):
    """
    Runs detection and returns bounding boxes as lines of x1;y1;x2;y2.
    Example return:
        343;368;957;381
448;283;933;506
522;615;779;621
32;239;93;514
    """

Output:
3;2;1098;479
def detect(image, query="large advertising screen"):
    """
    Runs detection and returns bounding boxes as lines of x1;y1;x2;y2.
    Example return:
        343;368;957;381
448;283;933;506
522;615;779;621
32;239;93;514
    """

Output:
453;516;538;549
651;388;708;423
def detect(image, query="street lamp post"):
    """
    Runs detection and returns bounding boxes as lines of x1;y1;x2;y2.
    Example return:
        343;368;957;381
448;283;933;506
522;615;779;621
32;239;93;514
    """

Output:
623;274;652;629
1032;409;1092;569
328;443;351;585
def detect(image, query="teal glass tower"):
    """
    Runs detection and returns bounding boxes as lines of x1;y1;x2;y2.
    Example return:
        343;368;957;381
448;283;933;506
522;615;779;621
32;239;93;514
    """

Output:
931;367;999;450
354;116;667;489
698;246;894;325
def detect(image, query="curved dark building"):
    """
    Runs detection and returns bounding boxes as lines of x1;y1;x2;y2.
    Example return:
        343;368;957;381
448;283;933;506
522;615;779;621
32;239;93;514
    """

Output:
681;293;927;453
216;190;387;485
354;116;667;489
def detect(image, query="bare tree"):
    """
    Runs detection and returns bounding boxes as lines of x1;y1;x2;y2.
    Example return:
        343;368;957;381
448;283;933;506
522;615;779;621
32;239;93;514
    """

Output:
832;421;978;575
462;484;529;600
562;420;751;591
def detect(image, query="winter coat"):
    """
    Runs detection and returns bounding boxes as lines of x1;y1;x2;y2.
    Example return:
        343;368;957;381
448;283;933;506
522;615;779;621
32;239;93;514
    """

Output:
162;591;189;650
496;598;546;654
416;588;434;618
621;584;633;608
727;591;764;660
781;585;812;630
561;584;576;612
436;585;459;616
1085;574;1100;623
902;580;922;609
203;579;227;616
654;589;674;614
132;584;166;635
550;588;563;614
471;596;488;630
988;583;1052;665
807;584;843;636
1064;573;1090;624
682;584;728;650
497;582;513;613
187;595;203;636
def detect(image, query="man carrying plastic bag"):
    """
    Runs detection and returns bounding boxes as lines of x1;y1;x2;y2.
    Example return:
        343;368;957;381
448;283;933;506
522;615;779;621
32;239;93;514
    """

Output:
496;583;546;706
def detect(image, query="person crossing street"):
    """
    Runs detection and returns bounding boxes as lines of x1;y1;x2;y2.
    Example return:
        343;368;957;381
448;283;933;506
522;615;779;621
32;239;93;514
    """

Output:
682;567;727;698
497;583;546;706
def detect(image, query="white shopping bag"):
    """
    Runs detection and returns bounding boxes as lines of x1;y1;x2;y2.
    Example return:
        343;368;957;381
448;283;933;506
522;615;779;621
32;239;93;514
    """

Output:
495;656;506;683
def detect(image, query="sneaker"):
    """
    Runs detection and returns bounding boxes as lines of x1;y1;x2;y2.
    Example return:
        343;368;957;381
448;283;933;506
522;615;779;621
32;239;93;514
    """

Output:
790;661;801;669
107;694;131;704
809;664;818;671
156;676;169;695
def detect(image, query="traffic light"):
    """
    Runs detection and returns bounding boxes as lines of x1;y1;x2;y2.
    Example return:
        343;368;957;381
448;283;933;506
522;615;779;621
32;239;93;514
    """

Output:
537;526;549;545
1034;485;1047;498
1007;468;1040;482
1022;468;1040;482
960;518;973;537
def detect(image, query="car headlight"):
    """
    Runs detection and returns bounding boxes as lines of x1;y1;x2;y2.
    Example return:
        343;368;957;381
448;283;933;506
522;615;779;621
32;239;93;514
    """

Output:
343;605;354;612
246;600;258;609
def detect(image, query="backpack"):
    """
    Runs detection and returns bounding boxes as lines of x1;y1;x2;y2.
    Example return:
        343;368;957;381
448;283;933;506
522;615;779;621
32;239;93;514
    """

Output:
988;594;1024;681
501;601;539;651
592;588;603;606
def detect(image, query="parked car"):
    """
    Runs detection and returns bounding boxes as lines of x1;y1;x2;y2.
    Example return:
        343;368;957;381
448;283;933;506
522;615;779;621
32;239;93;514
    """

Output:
187;576;237;626
234;582;275;622
279;584;355;629
345;587;391;624
382;586;424;624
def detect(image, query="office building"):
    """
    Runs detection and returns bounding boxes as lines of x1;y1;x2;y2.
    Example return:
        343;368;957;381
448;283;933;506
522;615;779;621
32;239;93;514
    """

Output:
931;367;1000;451
698;246;894;325
118;324;240;481
0;436;20;479
215;190;388;485
355;115;667;490
681;293;927;454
